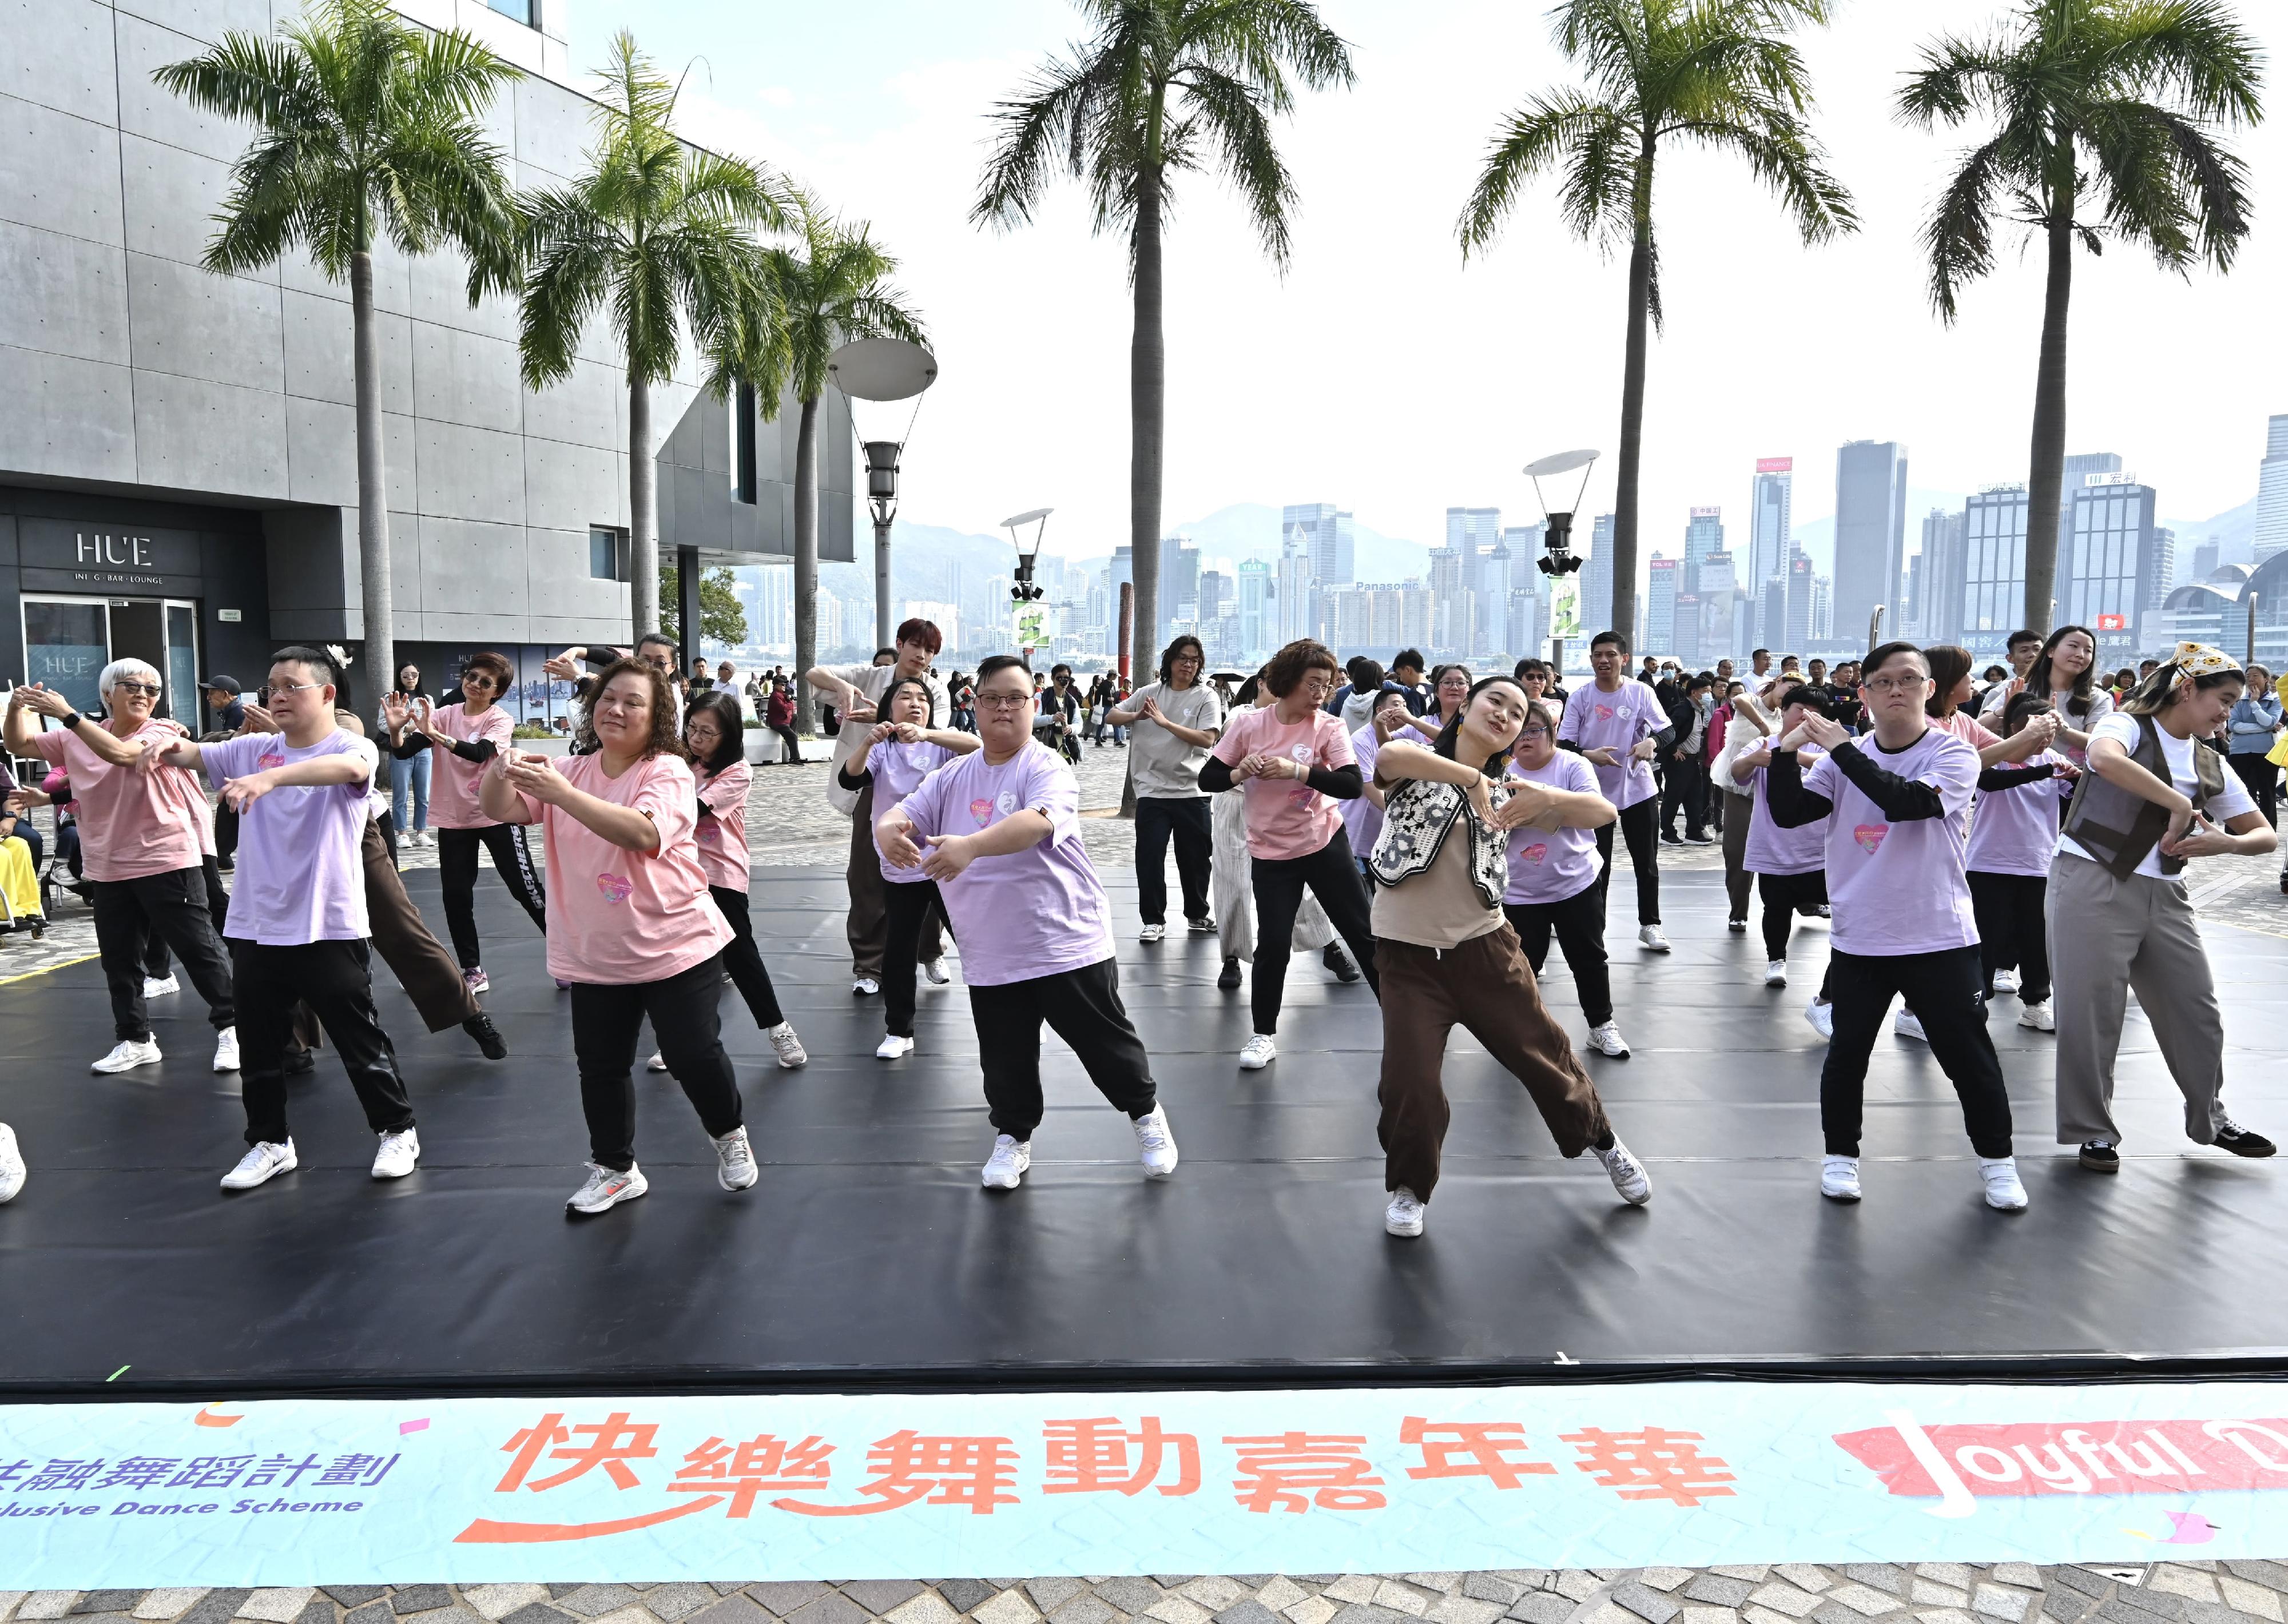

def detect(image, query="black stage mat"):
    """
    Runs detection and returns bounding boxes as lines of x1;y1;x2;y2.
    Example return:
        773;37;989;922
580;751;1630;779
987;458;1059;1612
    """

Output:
4;864;2287;1395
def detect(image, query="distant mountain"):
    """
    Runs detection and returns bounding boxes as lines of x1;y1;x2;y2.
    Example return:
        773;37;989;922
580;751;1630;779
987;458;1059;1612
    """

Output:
2163;496;2258;568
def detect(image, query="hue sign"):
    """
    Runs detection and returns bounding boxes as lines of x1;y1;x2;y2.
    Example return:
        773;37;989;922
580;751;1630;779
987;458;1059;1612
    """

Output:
17;518;204;595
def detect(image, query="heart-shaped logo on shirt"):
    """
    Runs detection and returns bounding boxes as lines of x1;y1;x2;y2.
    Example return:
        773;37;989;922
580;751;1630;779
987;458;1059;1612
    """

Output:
1853;823;1888;854
256;752;286;771
968;797;995;826
1595;704;1615;722
595;873;634;905
1520;843;1549;865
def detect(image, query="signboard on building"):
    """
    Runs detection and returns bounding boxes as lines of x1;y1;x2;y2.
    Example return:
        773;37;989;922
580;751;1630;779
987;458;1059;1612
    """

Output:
16;518;205;596
2097;614;2128;631
1755;457;1793;473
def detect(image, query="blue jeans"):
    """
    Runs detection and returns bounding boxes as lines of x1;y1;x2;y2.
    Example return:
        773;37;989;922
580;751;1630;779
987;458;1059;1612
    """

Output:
391;749;431;833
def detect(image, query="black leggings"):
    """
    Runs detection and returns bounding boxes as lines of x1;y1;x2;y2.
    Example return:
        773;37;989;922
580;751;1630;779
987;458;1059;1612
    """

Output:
437;823;547;969
1758;869;1829;962
1592;797;1662;926
570;953;742;1171
1968;870;2051;1004
1820;945;2013;1159
2229;752;2278;829
709;885;786;1031
1502;887;1612;1026
881;877;951;1039
1249;827;1379;1035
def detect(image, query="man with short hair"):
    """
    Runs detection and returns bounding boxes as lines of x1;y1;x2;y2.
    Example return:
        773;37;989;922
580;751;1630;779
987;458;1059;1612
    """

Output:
1751;649;1774;681
1662;672;1717;846
200;675;246;733
1978;629;2047;719
1388;650;1430;715
688;656;716;694
1560;631;1674;954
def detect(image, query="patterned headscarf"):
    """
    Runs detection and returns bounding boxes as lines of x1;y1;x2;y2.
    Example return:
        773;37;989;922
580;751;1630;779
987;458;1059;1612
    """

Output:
2123;642;2244;715
2164;642;2242;679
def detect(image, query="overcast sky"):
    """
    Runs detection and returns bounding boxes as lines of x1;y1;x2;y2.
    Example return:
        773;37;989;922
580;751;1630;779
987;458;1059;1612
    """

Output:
566;0;2286;570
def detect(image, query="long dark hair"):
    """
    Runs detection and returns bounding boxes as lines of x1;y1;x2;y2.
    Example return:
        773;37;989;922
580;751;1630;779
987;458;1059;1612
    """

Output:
1157;634;1205;686
1432;675;1530;777
683;690;745;773
2026;624;2099;719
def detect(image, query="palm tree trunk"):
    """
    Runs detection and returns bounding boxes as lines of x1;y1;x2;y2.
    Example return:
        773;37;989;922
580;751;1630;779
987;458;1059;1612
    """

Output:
1610;208;1653;648
1130;159;1165;679
2023;206;2074;639
629;370;658;640
793;393;821;734
351;250;393;714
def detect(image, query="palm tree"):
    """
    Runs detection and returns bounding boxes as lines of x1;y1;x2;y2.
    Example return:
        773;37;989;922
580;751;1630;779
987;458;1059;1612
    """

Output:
1459;0;1853;646
747;201;925;733
517;31;786;642
156;0;519;714
1899;0;2260;636
973;0;1354;673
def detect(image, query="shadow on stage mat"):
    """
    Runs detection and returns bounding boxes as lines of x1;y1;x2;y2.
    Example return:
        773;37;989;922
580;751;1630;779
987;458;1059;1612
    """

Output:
4;865;2287;1397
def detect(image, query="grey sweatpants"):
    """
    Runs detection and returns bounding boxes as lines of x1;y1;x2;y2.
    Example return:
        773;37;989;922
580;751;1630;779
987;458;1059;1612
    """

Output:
2047;853;2228;1147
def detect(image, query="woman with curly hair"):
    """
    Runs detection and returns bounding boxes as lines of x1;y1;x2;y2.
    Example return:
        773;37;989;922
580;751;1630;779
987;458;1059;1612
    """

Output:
480;660;752;1216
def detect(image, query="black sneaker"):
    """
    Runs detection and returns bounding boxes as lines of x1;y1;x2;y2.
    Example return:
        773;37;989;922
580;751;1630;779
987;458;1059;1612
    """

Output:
2079;1140;2120;1173
463;1012;509;1061
283;1047;317;1077
2216;1120;2277;1157
1217;956;1242;991
1324;942;1363;984
1727;918;1747;933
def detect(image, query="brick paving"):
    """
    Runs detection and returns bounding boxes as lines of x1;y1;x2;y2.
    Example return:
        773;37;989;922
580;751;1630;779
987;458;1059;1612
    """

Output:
6;1564;2285;1624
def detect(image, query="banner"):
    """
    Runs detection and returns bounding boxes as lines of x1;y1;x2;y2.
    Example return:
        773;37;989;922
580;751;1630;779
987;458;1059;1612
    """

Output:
5;1382;2287;1587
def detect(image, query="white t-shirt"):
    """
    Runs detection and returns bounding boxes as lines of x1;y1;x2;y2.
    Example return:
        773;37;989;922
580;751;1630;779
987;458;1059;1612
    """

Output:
2056;712;2255;879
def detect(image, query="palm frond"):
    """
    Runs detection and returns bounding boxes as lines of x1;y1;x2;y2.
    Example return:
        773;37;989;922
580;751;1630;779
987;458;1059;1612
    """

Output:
1177;63;1299;267
1457;90;1633;257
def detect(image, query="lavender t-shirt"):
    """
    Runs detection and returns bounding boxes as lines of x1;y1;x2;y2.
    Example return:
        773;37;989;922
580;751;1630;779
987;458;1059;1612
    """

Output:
1801;729;1980;956
1966;752;2074;878
203;730;378;944
892;740;1115;986
1501;751;1604;906
1559;679;1663;811
1743;745;1828;877
1341;724;1386;856
869;738;956;885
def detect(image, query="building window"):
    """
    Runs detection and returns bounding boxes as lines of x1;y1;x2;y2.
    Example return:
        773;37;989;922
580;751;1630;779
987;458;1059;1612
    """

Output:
484;0;534;23
734;382;758;504
590;526;629;582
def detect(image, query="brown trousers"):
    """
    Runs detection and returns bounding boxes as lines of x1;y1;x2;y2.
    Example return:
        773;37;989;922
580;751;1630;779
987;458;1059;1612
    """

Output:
292;819;480;1052
848;779;943;977
1376;924;1611;1200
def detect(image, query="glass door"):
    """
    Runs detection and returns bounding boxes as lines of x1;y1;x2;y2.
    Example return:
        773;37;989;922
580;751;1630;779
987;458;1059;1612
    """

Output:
21;597;110;715
165;602;200;727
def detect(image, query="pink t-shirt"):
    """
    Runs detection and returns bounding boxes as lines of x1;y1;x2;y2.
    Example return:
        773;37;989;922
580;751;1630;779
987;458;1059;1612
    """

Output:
890;741;1114;986
1935;709;2001;752
31;721;208;882
1559;679;1664;811
1801;729;1980;956
1209;704;1356;861
1743;744;1828;877
1501;750;1604;906
426;702;515;829
866;738;957;885
520;751;732;986
694;760;752;893
1966;752;2074;878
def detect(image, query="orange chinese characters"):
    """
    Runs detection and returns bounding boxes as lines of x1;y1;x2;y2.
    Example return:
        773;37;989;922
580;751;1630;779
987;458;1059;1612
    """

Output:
774;1431;1020;1518
669;1434;833;1518
1042;1417;1201;1498
1560;1427;1736;1507
1400;1419;1558;1488
495;1412;660;1493
1224;1433;1387;1514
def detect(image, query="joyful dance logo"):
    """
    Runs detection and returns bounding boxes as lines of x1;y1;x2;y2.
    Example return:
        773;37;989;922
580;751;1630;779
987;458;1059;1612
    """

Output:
595;873;634;905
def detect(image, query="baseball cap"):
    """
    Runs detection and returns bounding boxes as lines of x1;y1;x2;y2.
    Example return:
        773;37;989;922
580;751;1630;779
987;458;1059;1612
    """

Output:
199;675;241;696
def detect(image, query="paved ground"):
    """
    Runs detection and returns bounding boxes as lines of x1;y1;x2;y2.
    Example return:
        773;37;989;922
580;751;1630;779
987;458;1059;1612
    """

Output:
7;1562;2286;1624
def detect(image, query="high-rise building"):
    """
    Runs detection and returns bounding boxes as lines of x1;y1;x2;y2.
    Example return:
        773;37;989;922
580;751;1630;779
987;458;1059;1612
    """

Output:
1580;514;1618;640
1962;487;2029;657
1476;543;1514;654
2255;416;2288;563
1750;458;1794;646
1783;552;1814;652
1446;507;1501;554
1237;559;1273;660
2194;539;2221;580
1683;507;1724;597
1508;588;1544;660
756;563;793;652
1697;550;1741;666
1284;502;1356;583
1154;535;1199;653
1646;555;1679;656
1810;574;1833;643
1833;440;1909;643
1276;527;1312;645
1198;568;1229;622
1759;578;1786;658
1917;508;1967;648
2061;473;2161;655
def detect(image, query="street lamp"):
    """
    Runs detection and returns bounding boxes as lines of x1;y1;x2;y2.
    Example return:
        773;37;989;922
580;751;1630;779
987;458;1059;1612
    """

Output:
829;337;939;651
1002;507;1053;662
1522;448;1599;577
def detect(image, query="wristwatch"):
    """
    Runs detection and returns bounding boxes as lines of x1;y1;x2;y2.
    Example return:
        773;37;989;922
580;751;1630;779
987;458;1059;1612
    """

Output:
59;710;83;730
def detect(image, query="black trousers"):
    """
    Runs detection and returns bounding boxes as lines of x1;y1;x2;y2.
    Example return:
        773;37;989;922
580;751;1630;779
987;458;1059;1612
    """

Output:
1662;755;1707;839
1721;793;1753;922
1249;827;1380;1035
769;723;803;764
213;801;239;865
1502;889;1613;1025
1759;869;1829;962
1820;945;2013;1159
1592;798;1662;926
1135;795;1213;926
968;958;1157;1141
2229;753;2278;828
142;855;232;979
881;877;950;1039
709;885;787;1032
92;865;235;1041
233;937;411;1148
437;823;547;969
1969;870;2052;1004
571;953;742;1172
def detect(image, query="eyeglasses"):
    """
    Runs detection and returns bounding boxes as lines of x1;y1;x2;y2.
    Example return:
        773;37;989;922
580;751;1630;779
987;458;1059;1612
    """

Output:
1518;726;1550;740
978;692;1031;711
266;681;324;698
1862;676;1924;695
110;681;161;696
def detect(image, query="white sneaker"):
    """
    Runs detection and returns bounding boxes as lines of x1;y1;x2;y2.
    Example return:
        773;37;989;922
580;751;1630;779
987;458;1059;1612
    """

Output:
92;1038;162;1075
1894;1009;1928;1042
1385;1186;1427;1236
1991;967;2018;995
921;957;951;986
142;974;180;999
2018;1001;2055;1032
221;1140;297;1192
1594;1136;1652;1204
852;976;880;996
1821;1155;1862;1202
0;1123;23;1204
876;1033;915;1059
1804;998;1834;1041
1238;1033;1277;1070
646;1049;669;1072
1586;1021;1631;1058
1980;1155;2029;1211
1638;925;1673;953
765;1022;808;1068
566;1161;648;1215
981;1135;1031;1189
713;1125;758;1192
371;1127;420;1180
1133;1104;1178;1179
212;1026;240;1073
1139;922;1166;943
1765;959;1789;987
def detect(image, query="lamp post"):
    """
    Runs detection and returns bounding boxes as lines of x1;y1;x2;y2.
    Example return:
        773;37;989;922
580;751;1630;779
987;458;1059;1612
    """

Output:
1524;448;1598;671
1001;507;1054;663
829;337;938;652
